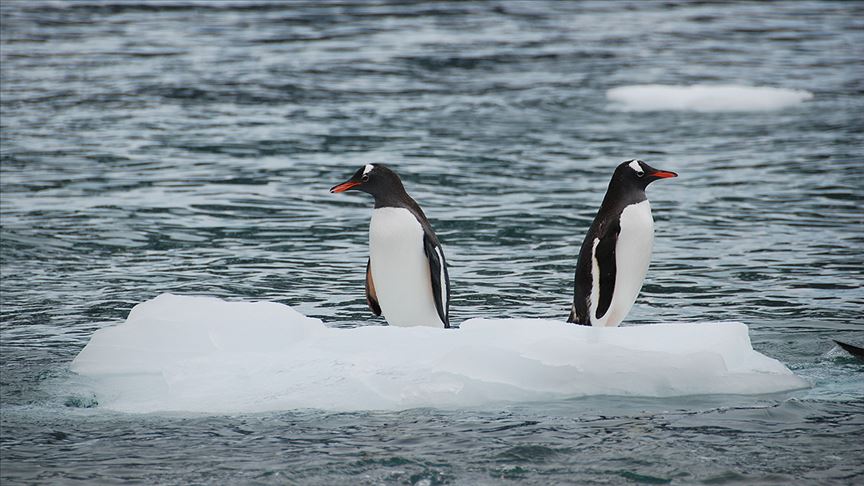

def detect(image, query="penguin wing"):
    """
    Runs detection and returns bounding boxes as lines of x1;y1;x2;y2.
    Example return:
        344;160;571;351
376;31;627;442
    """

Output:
594;219;621;320
365;257;381;316
423;233;451;328
834;340;864;361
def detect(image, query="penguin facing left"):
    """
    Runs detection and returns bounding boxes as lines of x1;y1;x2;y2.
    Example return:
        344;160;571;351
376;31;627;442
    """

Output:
568;159;677;327
331;164;451;328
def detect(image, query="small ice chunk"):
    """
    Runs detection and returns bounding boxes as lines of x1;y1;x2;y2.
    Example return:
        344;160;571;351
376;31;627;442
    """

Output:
606;84;813;112
70;294;809;413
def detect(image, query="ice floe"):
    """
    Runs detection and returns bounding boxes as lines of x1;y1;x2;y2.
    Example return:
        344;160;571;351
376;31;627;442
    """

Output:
71;294;809;413
606;84;813;112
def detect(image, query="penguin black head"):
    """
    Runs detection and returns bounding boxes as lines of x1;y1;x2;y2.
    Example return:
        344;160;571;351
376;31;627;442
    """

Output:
330;164;408;205
612;159;678;191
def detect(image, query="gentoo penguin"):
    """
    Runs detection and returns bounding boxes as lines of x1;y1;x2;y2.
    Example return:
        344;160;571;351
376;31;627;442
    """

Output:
330;164;451;328
568;159;677;326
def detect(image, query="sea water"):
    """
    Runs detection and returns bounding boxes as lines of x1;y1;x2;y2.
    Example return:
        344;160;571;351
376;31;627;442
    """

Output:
2;1;862;484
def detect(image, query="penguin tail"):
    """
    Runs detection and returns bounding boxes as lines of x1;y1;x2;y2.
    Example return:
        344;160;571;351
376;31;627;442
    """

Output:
567;307;592;326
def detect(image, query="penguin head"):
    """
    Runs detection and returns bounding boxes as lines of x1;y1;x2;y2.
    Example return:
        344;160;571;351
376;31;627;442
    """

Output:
330;164;407;201
614;159;677;190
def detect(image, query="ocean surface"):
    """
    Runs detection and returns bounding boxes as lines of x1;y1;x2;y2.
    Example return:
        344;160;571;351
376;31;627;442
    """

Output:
1;1;863;484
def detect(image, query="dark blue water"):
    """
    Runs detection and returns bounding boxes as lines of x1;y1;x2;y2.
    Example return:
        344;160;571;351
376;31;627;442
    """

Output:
2;1;863;484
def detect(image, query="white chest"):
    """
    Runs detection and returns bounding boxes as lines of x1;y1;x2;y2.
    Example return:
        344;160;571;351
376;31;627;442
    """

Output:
592;200;655;327
618;200;655;253
368;208;442;327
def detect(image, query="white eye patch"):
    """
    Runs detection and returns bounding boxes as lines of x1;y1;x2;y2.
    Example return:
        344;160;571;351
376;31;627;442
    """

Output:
363;164;374;175
628;159;643;172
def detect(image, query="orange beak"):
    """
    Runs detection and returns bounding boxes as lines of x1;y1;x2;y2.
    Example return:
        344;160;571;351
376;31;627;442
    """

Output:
652;170;678;179
330;181;361;193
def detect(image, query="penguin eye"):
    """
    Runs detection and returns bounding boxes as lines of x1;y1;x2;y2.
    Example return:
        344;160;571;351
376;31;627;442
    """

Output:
361;174;370;182
635;169;645;178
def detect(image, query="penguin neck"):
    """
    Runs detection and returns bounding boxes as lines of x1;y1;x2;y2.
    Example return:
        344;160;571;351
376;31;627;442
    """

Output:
371;190;435;243
599;180;647;213
372;188;415;210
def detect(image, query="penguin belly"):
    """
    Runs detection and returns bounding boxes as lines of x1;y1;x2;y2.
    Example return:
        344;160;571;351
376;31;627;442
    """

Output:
369;207;444;327
594;200;654;327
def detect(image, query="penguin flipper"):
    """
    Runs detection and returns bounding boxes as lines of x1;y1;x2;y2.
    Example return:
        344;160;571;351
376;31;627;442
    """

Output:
423;233;451;328
834;340;864;361
594;219;621;320
365;258;381;316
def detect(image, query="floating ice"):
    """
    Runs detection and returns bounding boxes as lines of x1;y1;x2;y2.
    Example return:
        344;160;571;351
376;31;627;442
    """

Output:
71;294;808;413
606;84;813;112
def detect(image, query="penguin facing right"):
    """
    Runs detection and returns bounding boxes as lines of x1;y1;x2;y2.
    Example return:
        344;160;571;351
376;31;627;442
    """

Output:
568;159;677;326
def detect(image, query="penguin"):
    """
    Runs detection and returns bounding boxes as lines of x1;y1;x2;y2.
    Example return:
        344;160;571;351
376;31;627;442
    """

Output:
568;159;677;327
331;164;451;328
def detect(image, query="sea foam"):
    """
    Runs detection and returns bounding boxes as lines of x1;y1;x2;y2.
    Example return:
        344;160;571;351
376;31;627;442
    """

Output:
71;294;808;413
606;84;813;112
